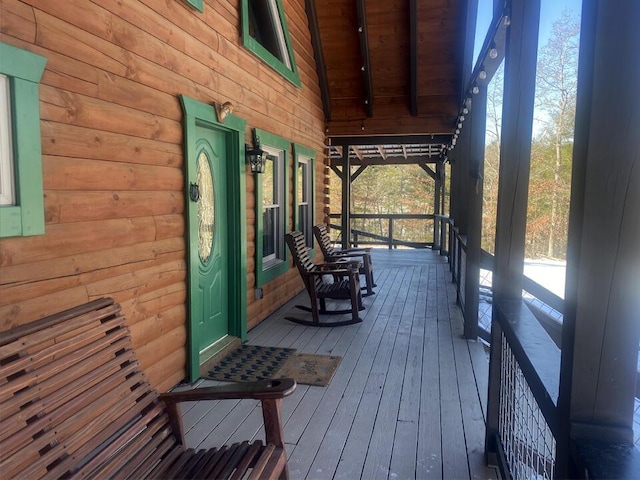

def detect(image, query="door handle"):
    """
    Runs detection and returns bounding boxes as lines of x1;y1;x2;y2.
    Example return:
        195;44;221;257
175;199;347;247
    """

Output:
189;183;200;202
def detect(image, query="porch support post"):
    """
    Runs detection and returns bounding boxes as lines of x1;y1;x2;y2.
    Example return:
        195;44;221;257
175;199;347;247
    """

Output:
433;160;442;251
341;145;351;249
485;0;540;463
556;0;640;473
439;163;447;255
463;86;487;340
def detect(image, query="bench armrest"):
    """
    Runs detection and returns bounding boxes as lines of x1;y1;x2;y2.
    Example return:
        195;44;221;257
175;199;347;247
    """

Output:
160;378;296;403
161;378;296;446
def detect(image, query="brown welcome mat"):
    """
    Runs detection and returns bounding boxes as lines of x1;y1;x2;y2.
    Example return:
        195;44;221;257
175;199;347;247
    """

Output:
277;353;342;387
206;344;341;387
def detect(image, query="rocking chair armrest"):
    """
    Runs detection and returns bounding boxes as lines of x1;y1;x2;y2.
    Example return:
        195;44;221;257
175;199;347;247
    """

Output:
320;260;361;270
160;378;296;403
333;247;371;254
303;268;353;276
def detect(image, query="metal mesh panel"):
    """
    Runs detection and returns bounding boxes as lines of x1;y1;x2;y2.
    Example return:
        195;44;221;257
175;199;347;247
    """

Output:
478;268;493;333
499;332;556;479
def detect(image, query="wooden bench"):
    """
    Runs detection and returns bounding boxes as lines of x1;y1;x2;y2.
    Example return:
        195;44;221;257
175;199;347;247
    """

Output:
0;298;296;480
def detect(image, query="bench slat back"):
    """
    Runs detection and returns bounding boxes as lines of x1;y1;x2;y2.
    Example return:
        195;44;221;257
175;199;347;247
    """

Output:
0;298;179;480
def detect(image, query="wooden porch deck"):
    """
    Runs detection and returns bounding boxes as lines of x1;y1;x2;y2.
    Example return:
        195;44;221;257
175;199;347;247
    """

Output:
177;249;498;480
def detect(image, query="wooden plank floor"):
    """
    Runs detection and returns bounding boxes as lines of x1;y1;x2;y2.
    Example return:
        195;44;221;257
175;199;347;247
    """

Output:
177;249;498;480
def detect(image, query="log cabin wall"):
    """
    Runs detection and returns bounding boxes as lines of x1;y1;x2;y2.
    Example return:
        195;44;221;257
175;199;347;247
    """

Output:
0;0;327;392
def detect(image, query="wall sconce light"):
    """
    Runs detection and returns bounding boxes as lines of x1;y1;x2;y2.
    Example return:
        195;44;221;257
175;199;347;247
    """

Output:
216;101;234;122
246;130;266;174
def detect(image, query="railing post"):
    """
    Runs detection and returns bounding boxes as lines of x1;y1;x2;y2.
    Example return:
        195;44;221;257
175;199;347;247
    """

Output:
485;317;503;467
353;231;358;247
388;217;393;249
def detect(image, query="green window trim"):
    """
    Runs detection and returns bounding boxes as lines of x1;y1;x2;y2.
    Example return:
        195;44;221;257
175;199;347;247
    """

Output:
255;128;289;286
293;143;315;257
241;0;301;87
181;0;203;12
0;42;47;238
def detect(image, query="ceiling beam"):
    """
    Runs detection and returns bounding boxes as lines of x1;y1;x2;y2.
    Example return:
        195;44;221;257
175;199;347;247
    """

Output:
409;0;418;116
305;0;331;121
331;134;452;146
331;156;438;167
356;0;373;117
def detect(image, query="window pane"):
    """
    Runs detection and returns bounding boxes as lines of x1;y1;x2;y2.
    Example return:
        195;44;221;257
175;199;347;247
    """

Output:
196;151;215;263
263;206;277;258
262;155;275;206
0;73;14;206
297;161;306;205
248;0;291;68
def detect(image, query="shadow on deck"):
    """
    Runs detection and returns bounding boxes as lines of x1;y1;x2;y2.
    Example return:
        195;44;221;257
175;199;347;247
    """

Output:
177;248;498;480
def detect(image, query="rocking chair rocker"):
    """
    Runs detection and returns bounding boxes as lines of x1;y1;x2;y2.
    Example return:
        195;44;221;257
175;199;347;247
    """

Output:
285;231;364;327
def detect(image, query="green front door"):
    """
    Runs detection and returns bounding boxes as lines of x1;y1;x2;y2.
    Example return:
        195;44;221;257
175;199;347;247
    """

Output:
188;126;228;359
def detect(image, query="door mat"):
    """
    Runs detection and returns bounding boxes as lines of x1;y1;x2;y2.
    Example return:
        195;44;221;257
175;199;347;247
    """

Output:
206;345;342;387
277;353;342;387
207;345;296;382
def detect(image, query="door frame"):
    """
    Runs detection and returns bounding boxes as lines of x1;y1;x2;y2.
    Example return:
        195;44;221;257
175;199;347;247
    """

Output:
181;95;248;382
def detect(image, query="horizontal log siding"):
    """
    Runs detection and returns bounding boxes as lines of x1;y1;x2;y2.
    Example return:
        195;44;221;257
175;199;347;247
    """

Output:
0;0;325;392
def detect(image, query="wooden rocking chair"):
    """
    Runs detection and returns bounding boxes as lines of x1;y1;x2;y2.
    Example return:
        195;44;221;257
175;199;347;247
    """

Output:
313;223;376;296
285;231;364;327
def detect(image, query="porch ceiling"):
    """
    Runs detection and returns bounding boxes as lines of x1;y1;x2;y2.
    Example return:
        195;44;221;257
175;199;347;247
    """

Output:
328;143;444;166
309;0;468;138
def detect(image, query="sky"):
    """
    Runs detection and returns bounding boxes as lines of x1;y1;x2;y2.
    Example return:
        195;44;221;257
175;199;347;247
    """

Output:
473;0;583;67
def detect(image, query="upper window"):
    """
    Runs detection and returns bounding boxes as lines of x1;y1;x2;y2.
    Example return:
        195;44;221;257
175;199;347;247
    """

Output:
294;144;315;251
0;74;14;206
0;42;47;238
241;0;300;87
255;129;290;286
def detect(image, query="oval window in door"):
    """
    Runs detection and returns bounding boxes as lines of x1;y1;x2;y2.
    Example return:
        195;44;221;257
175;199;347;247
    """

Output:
197;151;215;263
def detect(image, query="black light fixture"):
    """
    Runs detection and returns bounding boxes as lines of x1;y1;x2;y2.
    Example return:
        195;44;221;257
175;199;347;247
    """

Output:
246;130;266;174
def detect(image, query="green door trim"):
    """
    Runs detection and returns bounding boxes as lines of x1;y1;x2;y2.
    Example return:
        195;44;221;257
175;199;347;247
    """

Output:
181;95;247;382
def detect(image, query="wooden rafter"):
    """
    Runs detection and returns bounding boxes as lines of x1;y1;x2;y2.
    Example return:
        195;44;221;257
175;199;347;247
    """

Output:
331;156;438;167
401;145;408;159
356;0;373;117
351;146;364;161
377;146;387;160
305;0;331;121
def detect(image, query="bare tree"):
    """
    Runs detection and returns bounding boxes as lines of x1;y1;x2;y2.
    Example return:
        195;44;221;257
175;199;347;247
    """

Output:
534;9;580;258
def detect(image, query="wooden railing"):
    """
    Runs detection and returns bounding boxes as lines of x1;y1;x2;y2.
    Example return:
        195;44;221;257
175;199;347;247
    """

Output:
328;213;436;249
446;215;640;477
